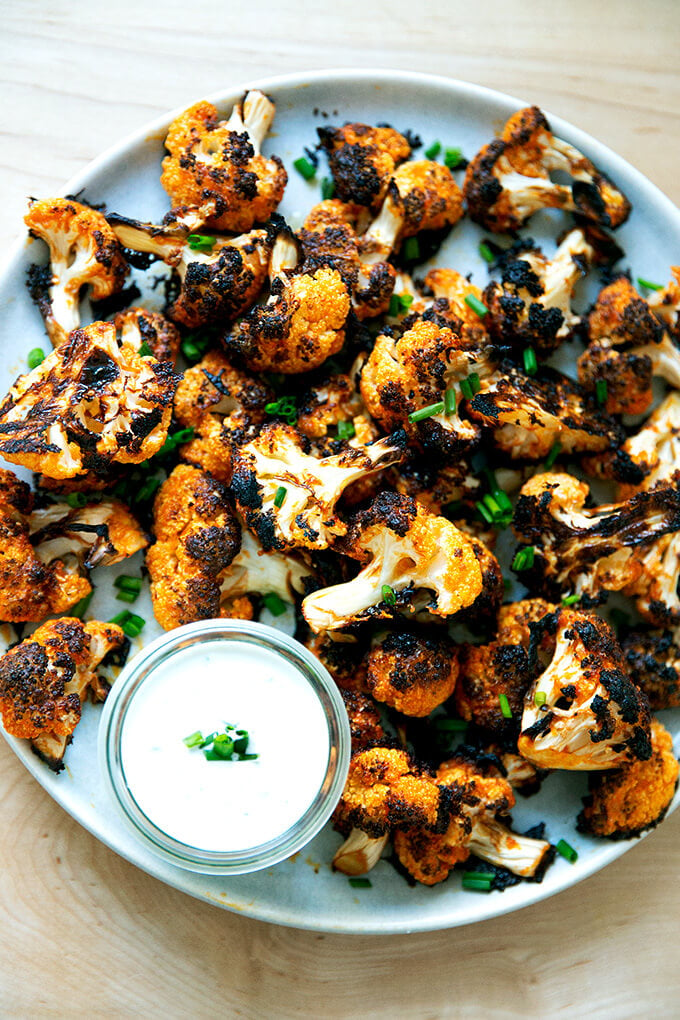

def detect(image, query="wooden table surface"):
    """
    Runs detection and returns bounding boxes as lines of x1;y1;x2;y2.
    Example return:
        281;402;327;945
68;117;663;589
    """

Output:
2;1;680;1016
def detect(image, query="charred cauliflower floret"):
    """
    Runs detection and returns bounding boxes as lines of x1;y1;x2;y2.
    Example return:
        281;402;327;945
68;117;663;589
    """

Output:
592;391;680;498
577;276;680;416
483;229;598;357
340;688;386;752
360;319;495;457
302;492;483;632
0;617;127;771
25;197;128;347
113;307;180;364
317;122;411;211
147;464;241;630
467;365;623;461
160;91;287;233
463;106;630;233
109;215;274;329
230;424;405;553
647;266;680;341
364;629;458;717
173;350;272;483
225;226;350;374
622;627;680;711
386;457;480;515
303;631;368;693
518;608;652;770
625;531;680;627
512;472;680;602
28;497;148;570
219;526;312;614
392;160;463;237
0;320;177;479
577;718;678;839
296;369;378;455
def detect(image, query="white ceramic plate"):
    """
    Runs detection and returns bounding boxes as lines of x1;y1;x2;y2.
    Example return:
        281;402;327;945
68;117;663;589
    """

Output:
1;69;679;934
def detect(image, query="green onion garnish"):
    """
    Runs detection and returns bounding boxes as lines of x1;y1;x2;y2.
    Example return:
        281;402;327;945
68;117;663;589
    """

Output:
239;753;259;761
209;733;235;760
70;590;94;620
348;877;372;888
476;501;493;524
444;388;457;416
408;401;444;423
464;294;488;319
114;575;142;594
444;147;463;169
544;441;562;470
523;346;538;376
483;494;502;518
512;546;535;572
637;277;663;292
233;729;250;754
468;372;481;394
534;690;547;707
65;491;87;509
498;693;512;719
265;395;297;424
180;330;213;364
138;341;154;357
108;610;146;639
434;717;468;732
382;583;396;606
556;838;578;864
595;379;608;406
27;347;46;370
185;724;256;761
183;731;204;748
479;242;494;264
424;140;441;160
388;293;414;317
262;592;287;616
462;873;492;892
187;234;217;253
403;237;420;261
336;420;356;441
293;156;316;180
274;485;287;509
116;590;138;604
562;593;579;606
459;372;481;401
321;176;335;200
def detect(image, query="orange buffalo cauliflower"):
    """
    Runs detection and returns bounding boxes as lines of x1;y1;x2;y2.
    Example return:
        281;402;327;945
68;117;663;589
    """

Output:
392;160;463;236
113;307;180;363
365;629;458;717
317;122;411;211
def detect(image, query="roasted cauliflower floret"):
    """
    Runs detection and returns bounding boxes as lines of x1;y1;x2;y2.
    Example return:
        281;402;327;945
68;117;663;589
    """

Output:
160;91;287;233
463;105;630;233
296;371;378;453
360;319;495;456
230;424;405;553
173;350;272;483
317;122;411;211
365;629;458;717
483;229;598;357
28;497;148;570
25;197;128;346
0;320;177;479
225;226;350;373
467;365;623;461
625;532;680;627
113;307;180;364
593;391;680;498
386;456;480;515
512;472;680;602
302;492;483;632
622;626;680;711
577;276;680;416
577;718;678;839
647;266;680;341
303;631;368;693
340;689;386;752
0;617;127;771
218;526;312;613
518;608;652;770
392;160;463;237
109;215;274;329
147;464;241;630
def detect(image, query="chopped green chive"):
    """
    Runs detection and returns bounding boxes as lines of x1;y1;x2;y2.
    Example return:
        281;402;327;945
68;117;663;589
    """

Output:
187;234;217;253
321;176;335;200
114;575;142;594
498;693;512;719
408;401;444;423
65;491;87;509
479;241;495;264
556;838;578;864
434;717;468;732
534;690;547;707
544;441;562;470
138;341;154;357
382;583;396;606
336;420;355;441
637;277;663;292
403;237;420;262
476;500;494;525
494;489;513;514
348;877;372;888
424;140;441;160
444;388;457;416
265;395;297;424
468;372;481;394
109;610;146;639
462;873;492;892
595;379;608;406
512;546;535;572
459;372;481;401
27;347;46;370
388;293;415;316
262;592;287;616
444;147;463;169
293;156;316;181
238;753;259;761
562;593;580;606
180;331;213;364
183;731;204;748
483;494;502;518
70;590;94;620
274;485;287;509
464;294;488;319
185;724;256;761
523;346;538;376
116;590;138;604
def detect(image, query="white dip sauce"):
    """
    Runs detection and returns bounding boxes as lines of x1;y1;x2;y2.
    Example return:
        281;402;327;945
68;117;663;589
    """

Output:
120;640;331;853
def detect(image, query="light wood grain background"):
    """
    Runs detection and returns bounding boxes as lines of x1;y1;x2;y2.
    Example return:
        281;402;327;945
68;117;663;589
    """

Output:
2;1;680;1016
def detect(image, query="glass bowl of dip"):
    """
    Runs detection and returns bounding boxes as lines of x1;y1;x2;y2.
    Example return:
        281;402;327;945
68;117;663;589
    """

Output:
98;619;351;875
